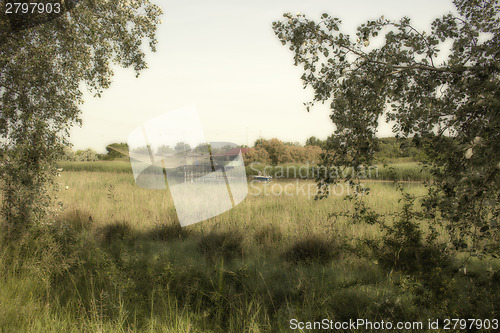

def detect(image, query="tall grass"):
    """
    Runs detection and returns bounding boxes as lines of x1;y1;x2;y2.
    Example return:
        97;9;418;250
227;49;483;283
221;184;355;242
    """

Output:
245;161;431;181
1;170;498;332
59;160;432;181
53;171;427;237
58;161;132;173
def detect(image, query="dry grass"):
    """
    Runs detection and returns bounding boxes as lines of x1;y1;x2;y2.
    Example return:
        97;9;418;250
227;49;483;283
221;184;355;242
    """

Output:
53;171;432;243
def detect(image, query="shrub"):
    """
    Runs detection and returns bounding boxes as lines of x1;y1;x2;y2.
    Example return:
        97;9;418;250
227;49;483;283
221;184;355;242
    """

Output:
376;190;450;274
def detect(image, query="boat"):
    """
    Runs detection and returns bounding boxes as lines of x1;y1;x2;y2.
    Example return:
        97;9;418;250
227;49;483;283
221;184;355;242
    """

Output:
252;175;272;182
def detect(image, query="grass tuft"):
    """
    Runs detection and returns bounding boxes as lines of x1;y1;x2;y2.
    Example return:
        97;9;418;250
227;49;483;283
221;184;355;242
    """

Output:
198;231;244;263
145;221;190;241
97;221;134;244
283;236;337;264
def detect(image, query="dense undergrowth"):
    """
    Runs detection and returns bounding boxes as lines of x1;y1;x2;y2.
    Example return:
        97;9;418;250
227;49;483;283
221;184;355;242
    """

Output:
1;208;498;332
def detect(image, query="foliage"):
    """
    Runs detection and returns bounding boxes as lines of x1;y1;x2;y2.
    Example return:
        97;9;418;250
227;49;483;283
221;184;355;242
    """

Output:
174;141;191;153
288;145;323;164
74;148;98;162
59;146;76;161
374;137;428;163
131;145;151;155
244;146;271;164
246;138;323;165
193;143;211;154
255;138;291;165
104;142;129;160
305;135;325;148
0;0;163;235
273;0;499;255
156;144;175;156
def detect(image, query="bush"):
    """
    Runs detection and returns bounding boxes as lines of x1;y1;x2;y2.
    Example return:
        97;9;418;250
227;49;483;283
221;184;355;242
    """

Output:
376;190;449;274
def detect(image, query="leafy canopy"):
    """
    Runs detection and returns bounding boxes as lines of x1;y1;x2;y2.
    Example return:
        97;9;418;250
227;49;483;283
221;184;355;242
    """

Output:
0;0;162;234
273;0;499;254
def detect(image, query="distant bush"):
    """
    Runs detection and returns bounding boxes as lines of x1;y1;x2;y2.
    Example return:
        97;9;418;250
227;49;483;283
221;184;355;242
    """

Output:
75;148;99;161
244;146;271;164
246;138;323;165
59;146;76;161
103;143;129;160
374;137;428;163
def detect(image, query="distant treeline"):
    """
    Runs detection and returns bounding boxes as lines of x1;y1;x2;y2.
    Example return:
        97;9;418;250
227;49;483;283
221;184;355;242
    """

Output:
244;136;428;165
60;136;428;164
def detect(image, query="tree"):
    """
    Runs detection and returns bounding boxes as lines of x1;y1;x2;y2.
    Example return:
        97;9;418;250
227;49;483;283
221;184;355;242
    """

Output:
75;148;98;162
104;143;129;160
273;0;499;254
0;0;162;237
174;142;191;153
193;143;211;154
255;138;291;165
60;146;76;161
157;144;175;156
244;147;270;164
305;136;325;148
132;146;150;155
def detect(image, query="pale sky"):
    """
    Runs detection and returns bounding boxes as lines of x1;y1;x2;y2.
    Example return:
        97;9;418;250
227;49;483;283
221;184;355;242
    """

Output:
69;0;457;153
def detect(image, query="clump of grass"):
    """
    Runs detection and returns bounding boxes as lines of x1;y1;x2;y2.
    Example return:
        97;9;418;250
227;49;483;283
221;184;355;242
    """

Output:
54;209;94;233
198;231;244;263
97;221;134;244
375;162;432;181
283;236;337;264
145;221;190;241
254;224;282;248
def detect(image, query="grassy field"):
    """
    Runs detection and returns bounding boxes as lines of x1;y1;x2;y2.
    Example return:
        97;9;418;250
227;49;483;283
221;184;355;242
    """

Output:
53;171;427;236
0;166;498;332
58;160;433;182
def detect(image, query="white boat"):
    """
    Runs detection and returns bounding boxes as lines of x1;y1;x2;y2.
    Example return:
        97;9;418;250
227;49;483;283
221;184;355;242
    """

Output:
252;175;272;182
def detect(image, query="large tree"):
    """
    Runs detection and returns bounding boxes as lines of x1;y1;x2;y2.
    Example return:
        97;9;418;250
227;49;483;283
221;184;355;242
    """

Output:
0;0;162;236
273;0;499;254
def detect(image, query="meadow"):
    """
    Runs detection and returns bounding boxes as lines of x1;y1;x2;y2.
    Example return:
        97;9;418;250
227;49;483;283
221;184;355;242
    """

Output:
0;165;498;332
58;160;433;182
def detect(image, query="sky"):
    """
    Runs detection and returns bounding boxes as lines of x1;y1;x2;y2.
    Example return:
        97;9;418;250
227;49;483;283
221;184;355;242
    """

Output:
69;0;457;153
